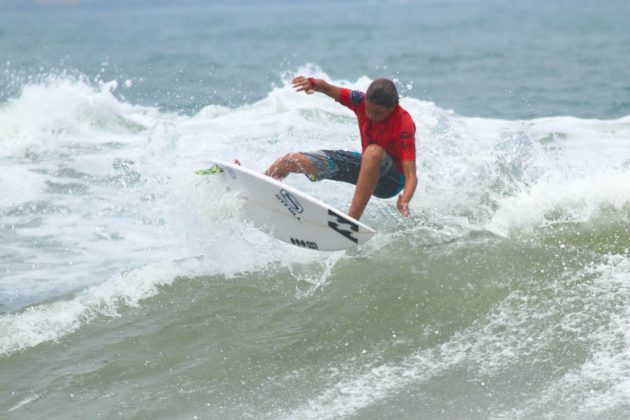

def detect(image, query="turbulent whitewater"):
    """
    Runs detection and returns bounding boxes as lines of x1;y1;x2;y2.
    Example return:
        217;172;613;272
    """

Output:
1;1;630;418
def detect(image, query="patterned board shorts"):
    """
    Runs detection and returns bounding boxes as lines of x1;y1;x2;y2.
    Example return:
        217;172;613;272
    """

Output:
301;150;405;199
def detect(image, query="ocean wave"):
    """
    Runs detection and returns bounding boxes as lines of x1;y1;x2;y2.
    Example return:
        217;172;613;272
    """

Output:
2;70;630;360
285;255;630;419
486;169;630;238
0;258;206;358
0;75;158;159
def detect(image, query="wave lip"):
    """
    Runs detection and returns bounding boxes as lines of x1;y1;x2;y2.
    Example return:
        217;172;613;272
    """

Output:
486;169;630;236
0;75;156;159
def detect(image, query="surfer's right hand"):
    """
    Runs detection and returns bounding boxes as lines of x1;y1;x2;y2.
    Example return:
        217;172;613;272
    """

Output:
291;76;315;95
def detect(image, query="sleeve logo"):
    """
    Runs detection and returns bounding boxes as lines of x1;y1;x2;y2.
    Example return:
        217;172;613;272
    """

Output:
350;90;365;105
399;131;415;149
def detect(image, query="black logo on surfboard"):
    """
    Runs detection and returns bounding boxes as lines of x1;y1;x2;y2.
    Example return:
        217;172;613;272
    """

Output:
290;238;319;250
276;189;304;222
328;209;359;243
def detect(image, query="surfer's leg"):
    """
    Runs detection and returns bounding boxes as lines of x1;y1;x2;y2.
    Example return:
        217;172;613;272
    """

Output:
348;145;384;220
264;153;317;180
372;153;405;198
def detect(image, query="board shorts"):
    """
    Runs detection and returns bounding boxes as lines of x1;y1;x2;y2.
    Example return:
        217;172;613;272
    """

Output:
300;150;405;199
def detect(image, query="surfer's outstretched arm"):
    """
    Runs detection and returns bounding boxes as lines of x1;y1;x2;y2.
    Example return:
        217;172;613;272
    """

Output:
292;76;341;100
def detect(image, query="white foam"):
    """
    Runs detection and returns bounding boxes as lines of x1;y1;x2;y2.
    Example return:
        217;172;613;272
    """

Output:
492;257;630;418
283;347;445;420
285;255;630;419
7;393;40;413
0;258;205;357
0;75;157;158
0;166;46;208
487;169;630;236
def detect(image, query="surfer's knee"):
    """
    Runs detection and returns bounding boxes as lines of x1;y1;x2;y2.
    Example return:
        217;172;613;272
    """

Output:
362;145;384;164
266;153;300;179
270;153;314;178
286;152;305;164
276;153;299;172
278;153;306;170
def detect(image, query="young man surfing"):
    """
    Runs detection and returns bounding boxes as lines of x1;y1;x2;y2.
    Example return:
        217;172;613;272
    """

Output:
265;76;418;221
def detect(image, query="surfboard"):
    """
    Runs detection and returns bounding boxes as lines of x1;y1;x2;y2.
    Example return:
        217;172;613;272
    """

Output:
196;160;376;251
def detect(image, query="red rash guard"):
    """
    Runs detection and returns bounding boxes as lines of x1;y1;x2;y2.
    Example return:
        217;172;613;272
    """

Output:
336;87;416;172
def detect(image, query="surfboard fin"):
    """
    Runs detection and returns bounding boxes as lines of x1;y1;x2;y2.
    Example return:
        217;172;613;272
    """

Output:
195;165;224;175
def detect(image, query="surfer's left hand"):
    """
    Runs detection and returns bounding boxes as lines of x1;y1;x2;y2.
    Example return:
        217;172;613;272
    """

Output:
397;194;410;217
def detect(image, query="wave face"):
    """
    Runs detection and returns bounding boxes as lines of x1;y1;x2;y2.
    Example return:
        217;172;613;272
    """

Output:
1;71;629;418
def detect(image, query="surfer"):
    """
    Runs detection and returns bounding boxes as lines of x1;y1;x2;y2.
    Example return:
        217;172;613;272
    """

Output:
264;76;417;220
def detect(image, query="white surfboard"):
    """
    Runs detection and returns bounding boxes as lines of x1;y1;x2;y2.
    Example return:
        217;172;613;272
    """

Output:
197;160;376;251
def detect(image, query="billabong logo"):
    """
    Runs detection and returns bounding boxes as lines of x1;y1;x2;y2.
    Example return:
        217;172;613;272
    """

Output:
328;209;359;243
276;189;303;222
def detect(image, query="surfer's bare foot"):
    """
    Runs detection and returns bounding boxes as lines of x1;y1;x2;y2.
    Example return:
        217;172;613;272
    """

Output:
233;159;241;166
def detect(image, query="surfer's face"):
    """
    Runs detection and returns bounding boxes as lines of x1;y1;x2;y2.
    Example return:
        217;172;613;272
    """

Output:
365;101;394;122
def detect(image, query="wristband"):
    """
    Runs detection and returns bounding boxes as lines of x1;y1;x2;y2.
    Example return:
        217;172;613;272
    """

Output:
307;77;317;91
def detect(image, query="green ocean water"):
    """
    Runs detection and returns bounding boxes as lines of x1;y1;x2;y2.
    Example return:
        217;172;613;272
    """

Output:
1;1;630;418
3;232;630;418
